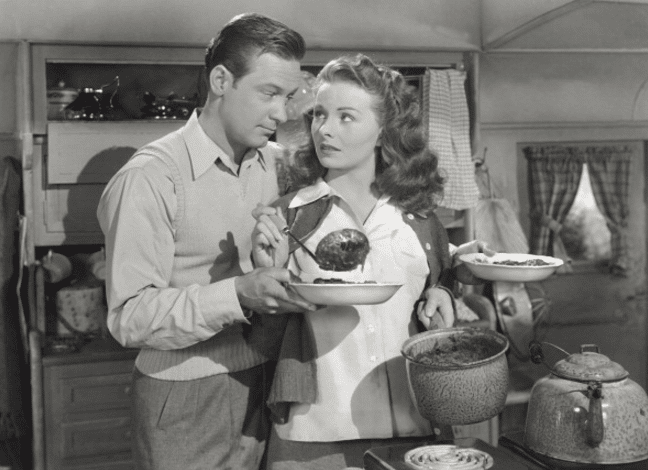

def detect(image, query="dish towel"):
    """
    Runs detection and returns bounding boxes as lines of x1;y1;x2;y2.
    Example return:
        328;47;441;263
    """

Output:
424;69;479;211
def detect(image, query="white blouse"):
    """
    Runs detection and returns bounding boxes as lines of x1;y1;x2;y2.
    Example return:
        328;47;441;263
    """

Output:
275;180;433;441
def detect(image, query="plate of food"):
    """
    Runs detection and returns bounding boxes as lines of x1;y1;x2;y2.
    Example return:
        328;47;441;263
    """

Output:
289;279;403;305
458;253;564;282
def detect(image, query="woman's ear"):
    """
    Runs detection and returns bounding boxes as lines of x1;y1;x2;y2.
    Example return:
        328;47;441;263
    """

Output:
209;65;230;97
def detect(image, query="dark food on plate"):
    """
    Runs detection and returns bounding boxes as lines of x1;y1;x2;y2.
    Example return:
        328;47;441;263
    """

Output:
414;334;502;366
476;257;552;267
315;228;370;271
312;278;377;284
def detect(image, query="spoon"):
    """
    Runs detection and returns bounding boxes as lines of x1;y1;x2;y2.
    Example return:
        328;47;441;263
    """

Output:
281;226;327;269
282;226;370;272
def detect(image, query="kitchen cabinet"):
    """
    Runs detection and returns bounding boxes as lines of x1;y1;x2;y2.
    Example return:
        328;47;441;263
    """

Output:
17;42;481;470
42;352;137;470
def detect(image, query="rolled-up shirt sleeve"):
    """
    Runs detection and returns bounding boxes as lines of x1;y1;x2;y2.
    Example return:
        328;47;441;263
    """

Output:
97;155;248;350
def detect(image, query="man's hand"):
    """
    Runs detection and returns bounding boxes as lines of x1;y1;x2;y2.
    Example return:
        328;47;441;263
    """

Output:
235;267;315;314
251;204;289;268
417;286;454;330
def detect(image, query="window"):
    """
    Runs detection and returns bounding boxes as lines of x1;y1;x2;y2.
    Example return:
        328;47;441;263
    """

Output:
561;164;611;263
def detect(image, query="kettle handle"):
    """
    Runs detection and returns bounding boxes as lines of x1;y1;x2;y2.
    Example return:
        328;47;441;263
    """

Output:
586;381;604;447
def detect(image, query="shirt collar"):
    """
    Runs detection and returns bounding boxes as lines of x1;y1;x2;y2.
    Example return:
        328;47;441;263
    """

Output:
182;109;267;180
288;178;391;209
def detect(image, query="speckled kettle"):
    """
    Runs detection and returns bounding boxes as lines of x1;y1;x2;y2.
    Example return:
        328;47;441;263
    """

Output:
524;341;648;464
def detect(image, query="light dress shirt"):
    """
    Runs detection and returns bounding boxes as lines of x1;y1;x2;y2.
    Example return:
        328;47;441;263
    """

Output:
275;180;434;441
97;110;282;380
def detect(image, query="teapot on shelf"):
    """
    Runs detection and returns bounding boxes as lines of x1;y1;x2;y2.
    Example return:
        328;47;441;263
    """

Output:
524;340;648;465
64;76;119;121
140;91;197;120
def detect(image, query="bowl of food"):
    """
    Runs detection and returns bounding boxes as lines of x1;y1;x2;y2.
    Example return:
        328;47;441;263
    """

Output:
289;279;402;305
458;253;563;282
401;327;509;425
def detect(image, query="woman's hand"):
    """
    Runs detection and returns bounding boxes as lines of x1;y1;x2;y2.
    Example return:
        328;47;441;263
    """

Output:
251;204;289;268
417;286;454;330
452;240;497;285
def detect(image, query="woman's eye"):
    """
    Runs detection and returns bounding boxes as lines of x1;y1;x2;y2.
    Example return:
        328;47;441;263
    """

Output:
312;110;325;119
340;113;354;122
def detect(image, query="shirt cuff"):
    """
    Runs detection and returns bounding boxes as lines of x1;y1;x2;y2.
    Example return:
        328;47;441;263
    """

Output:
198;277;250;329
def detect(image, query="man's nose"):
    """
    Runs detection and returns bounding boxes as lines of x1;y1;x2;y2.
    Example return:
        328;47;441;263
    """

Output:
270;101;289;124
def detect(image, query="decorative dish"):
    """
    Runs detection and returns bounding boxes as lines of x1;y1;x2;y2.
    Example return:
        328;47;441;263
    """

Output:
458;253;563;282
289;282;402;305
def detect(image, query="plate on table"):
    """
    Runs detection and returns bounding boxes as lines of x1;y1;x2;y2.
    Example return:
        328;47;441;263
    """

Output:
459;253;564;283
289;282;403;306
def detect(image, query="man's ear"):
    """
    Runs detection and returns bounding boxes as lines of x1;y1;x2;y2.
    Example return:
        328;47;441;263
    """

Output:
209;65;230;97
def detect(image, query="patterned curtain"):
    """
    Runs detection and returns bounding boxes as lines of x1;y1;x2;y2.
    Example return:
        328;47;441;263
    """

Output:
586;146;632;275
524;143;633;276
524;145;584;273
423;69;479;210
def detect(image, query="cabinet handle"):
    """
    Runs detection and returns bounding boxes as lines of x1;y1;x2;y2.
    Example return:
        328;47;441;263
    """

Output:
124;430;132;439
124;386;132;396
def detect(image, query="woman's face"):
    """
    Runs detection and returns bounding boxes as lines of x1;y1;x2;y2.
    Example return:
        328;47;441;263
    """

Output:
311;80;382;177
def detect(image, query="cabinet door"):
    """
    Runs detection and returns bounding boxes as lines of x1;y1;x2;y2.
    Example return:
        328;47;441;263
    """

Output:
33;121;183;245
43;359;135;470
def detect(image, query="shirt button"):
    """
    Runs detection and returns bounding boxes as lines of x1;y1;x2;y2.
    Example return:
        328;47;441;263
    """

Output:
425;242;431;250
368;324;375;333
370;355;377;362
407;213;415;220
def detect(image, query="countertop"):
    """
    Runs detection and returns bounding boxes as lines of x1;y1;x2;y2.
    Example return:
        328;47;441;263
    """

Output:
363;437;546;469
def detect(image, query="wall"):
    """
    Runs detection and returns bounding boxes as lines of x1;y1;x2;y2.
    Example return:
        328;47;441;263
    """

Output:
479;52;648;233
0;0;480;50
479;52;648;392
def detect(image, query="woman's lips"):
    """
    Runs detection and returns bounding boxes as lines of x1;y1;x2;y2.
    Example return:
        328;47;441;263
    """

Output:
319;142;340;152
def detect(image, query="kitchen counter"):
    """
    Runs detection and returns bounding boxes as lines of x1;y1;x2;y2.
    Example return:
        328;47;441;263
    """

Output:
363;437;546;469
42;335;138;366
500;432;648;469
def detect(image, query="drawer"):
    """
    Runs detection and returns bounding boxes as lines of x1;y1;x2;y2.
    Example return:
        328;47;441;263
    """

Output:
60;415;132;459
59;372;132;413
45;360;134;414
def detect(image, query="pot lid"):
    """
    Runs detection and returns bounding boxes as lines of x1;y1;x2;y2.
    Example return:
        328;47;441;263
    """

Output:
552;344;629;382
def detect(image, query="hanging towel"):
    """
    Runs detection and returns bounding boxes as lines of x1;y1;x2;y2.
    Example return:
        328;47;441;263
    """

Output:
424;69;479;210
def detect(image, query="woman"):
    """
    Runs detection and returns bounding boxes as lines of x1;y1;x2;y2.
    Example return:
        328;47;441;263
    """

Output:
252;54;474;469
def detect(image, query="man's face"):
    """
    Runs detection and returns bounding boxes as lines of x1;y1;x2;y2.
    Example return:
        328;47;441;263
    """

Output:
220;53;301;156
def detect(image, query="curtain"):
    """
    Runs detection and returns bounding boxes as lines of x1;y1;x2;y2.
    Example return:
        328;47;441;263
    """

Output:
423;69;479;210
524;146;583;273
586;146;632;275
524;143;633;276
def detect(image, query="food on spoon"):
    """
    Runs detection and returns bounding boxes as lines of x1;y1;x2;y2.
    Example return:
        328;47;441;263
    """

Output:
315;228;370;271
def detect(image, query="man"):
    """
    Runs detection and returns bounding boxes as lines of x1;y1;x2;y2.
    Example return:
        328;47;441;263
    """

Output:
97;13;314;470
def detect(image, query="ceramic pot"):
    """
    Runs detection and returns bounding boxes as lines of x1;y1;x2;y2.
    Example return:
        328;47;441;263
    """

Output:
524;343;648;464
401;327;509;425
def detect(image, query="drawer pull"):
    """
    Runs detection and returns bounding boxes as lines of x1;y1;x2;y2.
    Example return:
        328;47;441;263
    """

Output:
124;386;132;396
124;430;132;439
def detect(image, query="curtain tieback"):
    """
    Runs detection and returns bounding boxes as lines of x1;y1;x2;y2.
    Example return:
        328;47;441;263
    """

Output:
540;214;562;232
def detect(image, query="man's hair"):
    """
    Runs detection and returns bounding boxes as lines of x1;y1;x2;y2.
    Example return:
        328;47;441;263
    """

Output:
205;13;306;83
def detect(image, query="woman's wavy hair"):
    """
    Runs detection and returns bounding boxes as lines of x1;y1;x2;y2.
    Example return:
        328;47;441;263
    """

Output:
286;53;444;215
